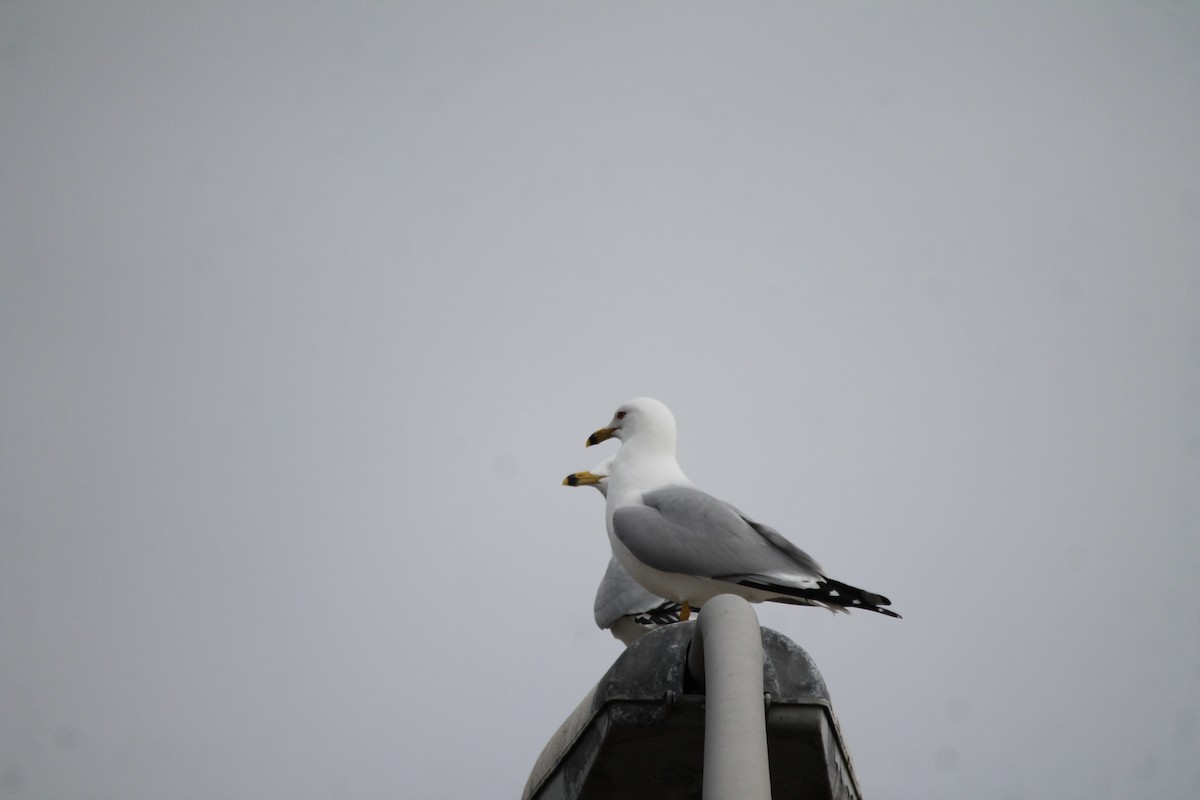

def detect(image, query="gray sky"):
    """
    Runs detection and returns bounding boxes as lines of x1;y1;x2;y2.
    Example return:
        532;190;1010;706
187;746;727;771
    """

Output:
2;2;1198;798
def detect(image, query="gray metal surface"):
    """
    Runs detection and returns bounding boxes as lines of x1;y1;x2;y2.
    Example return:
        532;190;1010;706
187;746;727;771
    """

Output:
688;595;770;800
522;618;862;800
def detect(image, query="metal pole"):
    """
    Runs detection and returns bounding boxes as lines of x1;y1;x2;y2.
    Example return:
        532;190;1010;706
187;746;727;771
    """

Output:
687;594;772;800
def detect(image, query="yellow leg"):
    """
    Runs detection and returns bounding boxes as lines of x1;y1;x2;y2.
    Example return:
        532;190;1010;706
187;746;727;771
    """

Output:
679;602;692;621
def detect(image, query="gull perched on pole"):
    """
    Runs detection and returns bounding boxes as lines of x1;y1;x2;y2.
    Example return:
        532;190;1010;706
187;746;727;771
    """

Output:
563;456;684;645
584;397;900;622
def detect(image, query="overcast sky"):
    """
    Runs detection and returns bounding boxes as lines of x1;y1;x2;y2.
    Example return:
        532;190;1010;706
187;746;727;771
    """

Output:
2;2;1199;798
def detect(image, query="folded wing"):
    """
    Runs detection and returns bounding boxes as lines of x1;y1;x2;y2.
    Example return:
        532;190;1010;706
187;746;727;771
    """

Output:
613;486;899;617
593;557;682;629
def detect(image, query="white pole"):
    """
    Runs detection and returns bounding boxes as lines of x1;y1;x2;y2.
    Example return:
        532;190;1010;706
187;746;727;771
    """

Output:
688;594;772;800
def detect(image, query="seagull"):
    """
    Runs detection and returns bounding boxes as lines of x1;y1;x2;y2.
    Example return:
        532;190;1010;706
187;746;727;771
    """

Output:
584;397;900;621
563;457;685;645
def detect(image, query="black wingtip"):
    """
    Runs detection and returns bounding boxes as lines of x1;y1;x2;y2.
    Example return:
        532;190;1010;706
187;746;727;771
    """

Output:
737;576;902;619
632;601;687;626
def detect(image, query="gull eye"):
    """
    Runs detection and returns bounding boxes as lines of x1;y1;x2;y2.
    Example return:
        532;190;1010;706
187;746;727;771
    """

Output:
616;411;626;420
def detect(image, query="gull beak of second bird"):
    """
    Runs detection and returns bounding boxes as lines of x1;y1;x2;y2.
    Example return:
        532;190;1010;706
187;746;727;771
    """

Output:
563;470;603;487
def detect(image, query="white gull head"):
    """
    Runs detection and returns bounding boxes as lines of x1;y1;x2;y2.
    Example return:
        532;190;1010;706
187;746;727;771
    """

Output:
586;397;690;505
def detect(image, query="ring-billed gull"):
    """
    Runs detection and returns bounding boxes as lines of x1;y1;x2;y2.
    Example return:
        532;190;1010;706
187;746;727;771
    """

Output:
585;397;899;621
563;457;684;645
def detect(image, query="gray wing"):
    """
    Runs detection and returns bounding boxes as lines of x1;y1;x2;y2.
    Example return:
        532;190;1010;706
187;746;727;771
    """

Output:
613;486;826;583
719;501;826;575
593;557;680;629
